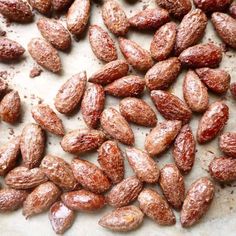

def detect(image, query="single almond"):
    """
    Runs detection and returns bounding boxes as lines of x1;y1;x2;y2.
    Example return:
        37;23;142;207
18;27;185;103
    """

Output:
219;132;236;158
29;0;51;15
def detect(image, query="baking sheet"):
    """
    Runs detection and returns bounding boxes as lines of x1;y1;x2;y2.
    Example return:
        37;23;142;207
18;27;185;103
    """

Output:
0;0;236;235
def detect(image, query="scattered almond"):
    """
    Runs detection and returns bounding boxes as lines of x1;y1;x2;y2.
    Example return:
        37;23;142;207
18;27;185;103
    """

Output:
219;132;236;158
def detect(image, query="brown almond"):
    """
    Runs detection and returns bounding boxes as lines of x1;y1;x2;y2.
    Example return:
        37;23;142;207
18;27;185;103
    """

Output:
194;0;232;13
219;132;236;158
29;0;51;15
52;0;72;11
230;2;236;19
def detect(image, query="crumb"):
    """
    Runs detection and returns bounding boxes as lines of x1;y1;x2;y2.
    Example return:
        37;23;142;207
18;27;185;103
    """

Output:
0;71;8;79
231;190;234;194
8;128;14;135
220;43;228;53
0;28;6;36
30;66;42;78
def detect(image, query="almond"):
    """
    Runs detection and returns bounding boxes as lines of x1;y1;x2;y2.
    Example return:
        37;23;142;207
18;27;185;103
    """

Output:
54;72;87;114
138;188;176;225
29;0;51;15
194;0;232;13
100;107;134;145
61;129;106;154
180;177;214;227
144;120;182;157
219;132;236;158
52;0;72;11
99;205;144;232
89;25;117;62
31;104;65;136
81;83;105;129
106;176;143;207
230;82;236;98
119;97;157;127
230;2;236;19
197;101;229;143
98;140;124;184
145;57;181;91
150;22;177;61
66;0;90;35
71;159;111;194
119;37;153;71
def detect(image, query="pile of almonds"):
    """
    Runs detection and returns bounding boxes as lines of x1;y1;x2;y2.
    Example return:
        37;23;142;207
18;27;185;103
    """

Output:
0;0;236;234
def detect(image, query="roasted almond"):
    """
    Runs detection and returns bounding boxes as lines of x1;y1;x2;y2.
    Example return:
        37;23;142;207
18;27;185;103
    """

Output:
230;82;236;98
194;0;232;13
219;132;236;158
29;0;51;15
52;0;72;11
230;2;236;19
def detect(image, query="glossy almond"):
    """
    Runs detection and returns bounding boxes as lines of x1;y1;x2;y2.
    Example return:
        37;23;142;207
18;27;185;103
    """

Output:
0;90;21;123
28;38;62;73
66;0;90;35
89;25;117;62
145;120;182;157
98;141;124;184
23;182;61;218
183;70;209;113
5;166;48;189
179;43;223;68
180;177;214;227
138;188;176;225
100;108;134;145
52;0;72;11
196;68;231;94
219;132;236;158
32;104;65;136
55;72;87;114
29;0;51;15
104;75;145;97
99;205;144;232
61;189;106;211
71;159;111;194
230;2;236;19
212;12;236;49
151;90;192;124
173;124;196;174
89;59;129;85
102;0;129;36
230;82;236;98
197;101;229;143
194;0;232;13
175;9;207;55
81;83;105;129
106;176;143;208
61;129;106;154
119;37;153;71
145;57;181;91
150;22;177;61
126;147;160;183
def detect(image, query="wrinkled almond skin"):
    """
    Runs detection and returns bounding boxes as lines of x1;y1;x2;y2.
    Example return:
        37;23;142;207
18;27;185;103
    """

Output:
0;189;28;212
230;2;236;19
196;68;231;94
28;38;61;73
20;123;45;169
61;189;106;212
219;132;236;158
119;37;153;71
173;124;196;174
0;37;25;61
98;141;124;184
32;104;65;136
159;163;185;209
197;101;229;144
138;188;176;225
106;176;143;208
5;166;48;189
23;182;61;218
100;108;135;145
209;157;236;182
52;0;72;11
40;155;77;191
55;72;87;114
179;43;223;68
104;75;145;98
89;25;117;62
66;0;90;35
194;0;232;13
151;90;192;124
89;59;129;85
181;177;215;227
212;12;236;49
183;70;209;113
119;98;157;127
81;83;105;129
129;8;169;31
0;0;33;22
0;136;20;176
71;159;111;194
49;201;75;235
175;9;207;55
125;147;160;184
145;57;181;91
150;22;177;61
0;90;21;123
145;120;182;157
61;129;106;154
230;82;236;98
99;205;144;232
102;0;129;36
29;0;51;15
